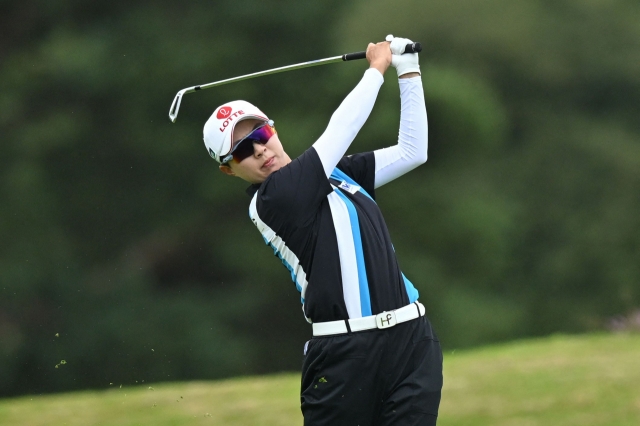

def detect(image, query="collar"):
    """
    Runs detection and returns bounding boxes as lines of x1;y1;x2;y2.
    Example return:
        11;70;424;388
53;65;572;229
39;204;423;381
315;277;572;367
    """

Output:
245;183;261;197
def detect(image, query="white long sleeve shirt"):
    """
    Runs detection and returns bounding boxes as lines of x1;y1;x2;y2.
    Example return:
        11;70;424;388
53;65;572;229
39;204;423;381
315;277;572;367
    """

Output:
312;68;428;187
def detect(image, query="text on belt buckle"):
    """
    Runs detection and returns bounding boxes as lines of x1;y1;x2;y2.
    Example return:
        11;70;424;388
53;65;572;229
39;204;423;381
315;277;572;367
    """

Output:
375;311;397;329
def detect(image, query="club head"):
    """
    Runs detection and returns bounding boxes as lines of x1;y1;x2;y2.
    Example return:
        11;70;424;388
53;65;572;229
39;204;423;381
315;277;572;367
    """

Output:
169;89;187;122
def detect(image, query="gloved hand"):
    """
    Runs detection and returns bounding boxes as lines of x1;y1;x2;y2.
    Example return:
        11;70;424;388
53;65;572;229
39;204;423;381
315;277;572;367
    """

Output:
386;34;420;77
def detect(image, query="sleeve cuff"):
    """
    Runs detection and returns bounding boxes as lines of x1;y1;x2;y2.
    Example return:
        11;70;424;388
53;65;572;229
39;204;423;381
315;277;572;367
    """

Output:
364;67;385;85
398;75;423;85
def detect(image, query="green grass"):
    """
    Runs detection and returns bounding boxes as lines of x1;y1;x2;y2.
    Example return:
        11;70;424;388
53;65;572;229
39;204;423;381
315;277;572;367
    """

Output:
440;333;640;425
1;333;639;425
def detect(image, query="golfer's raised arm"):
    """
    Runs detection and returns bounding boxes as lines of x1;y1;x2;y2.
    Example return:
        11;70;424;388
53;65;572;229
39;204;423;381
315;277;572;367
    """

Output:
373;36;428;188
373;76;428;188
313;42;390;177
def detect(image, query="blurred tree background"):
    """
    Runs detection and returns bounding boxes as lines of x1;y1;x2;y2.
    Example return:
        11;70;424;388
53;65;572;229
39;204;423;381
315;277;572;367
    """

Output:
1;0;638;397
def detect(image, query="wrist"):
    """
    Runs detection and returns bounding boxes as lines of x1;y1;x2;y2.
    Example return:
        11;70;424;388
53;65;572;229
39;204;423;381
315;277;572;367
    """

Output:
399;72;420;79
370;62;389;76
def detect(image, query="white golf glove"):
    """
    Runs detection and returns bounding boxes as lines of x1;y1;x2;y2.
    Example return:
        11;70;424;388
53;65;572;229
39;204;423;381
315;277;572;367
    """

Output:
386;34;420;77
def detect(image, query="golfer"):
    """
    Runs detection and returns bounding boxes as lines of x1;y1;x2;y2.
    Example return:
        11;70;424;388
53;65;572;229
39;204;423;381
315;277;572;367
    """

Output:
203;37;443;425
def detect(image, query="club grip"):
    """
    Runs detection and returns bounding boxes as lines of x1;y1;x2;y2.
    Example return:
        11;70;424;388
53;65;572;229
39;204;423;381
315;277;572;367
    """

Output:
342;51;367;61
403;42;422;54
342;42;422;61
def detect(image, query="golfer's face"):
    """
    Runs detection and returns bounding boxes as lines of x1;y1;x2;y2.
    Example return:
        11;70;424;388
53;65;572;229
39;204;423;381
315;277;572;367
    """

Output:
225;119;289;184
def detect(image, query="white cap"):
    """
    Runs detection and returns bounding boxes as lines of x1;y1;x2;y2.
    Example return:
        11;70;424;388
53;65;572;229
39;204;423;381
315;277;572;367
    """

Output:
203;100;269;163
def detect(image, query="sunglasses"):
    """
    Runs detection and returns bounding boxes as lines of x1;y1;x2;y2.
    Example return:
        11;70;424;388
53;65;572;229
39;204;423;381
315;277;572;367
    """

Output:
222;120;276;164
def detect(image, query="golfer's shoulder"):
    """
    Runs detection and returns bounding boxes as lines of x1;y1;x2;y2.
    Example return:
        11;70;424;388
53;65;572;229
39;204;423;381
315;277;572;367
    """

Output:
335;152;376;193
257;148;332;212
269;148;326;189
257;151;306;189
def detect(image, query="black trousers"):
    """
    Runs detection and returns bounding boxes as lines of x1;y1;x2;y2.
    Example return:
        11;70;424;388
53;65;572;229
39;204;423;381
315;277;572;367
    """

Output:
301;315;443;426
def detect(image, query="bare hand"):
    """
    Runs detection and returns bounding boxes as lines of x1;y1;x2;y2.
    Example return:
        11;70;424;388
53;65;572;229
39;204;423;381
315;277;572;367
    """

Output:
366;42;391;75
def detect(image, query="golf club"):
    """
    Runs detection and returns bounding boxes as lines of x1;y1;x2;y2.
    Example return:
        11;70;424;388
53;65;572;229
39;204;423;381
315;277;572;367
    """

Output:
168;42;422;122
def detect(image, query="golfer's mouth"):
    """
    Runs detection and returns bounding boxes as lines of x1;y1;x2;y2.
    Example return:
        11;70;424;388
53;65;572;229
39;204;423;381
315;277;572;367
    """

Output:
262;157;275;168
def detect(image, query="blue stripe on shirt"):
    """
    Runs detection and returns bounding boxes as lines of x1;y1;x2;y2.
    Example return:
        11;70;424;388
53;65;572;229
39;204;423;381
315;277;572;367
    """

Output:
333;188;372;317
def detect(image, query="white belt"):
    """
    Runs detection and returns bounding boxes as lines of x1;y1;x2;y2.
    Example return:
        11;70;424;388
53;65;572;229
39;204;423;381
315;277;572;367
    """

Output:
312;302;426;337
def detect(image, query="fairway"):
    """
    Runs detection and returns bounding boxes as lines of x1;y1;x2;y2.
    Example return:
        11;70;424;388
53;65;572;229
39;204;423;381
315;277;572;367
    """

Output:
1;333;638;425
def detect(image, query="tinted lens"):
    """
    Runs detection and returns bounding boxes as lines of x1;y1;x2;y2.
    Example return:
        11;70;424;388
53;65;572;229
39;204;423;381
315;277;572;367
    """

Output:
228;123;276;163
231;138;261;162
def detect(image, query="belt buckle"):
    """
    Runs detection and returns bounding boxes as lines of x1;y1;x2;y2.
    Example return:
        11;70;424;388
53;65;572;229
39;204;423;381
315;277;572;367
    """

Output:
375;311;397;329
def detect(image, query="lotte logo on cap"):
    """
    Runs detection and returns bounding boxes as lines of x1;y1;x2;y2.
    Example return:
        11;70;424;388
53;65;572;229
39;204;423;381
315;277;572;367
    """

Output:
217;106;232;119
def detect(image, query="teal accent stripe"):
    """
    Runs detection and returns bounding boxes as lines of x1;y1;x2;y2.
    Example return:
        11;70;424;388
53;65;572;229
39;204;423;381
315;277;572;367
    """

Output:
330;168;375;202
334;188;372;317
262;236;304;303
402;272;419;303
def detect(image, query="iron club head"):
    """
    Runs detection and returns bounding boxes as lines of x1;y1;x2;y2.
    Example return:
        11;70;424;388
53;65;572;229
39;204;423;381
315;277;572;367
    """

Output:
169;89;188;123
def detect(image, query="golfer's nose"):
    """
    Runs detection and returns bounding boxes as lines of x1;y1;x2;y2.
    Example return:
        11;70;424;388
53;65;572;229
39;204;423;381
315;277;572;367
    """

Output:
254;142;267;157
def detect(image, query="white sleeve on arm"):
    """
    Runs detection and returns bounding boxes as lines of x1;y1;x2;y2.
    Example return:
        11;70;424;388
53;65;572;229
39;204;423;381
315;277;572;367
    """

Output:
313;68;384;177
374;76;428;188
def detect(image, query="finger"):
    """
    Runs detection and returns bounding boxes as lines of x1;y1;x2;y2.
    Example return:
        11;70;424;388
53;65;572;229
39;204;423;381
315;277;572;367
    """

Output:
366;43;376;61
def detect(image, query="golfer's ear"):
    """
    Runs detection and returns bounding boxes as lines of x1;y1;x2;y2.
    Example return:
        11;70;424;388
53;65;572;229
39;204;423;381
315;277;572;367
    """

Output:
219;164;236;177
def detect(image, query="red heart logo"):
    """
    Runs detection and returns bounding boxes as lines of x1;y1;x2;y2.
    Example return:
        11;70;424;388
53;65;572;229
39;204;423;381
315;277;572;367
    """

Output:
217;106;232;119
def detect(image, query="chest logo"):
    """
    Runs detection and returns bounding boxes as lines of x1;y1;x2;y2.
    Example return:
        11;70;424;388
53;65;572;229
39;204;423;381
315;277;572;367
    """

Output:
338;180;361;195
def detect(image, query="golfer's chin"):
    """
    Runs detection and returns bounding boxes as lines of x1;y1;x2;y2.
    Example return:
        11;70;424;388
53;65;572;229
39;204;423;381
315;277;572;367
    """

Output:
243;152;291;184
245;164;279;184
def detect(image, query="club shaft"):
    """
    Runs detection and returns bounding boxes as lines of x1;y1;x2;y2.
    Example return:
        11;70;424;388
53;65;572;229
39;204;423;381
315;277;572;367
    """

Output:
169;42;422;122
196;55;343;92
